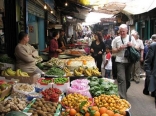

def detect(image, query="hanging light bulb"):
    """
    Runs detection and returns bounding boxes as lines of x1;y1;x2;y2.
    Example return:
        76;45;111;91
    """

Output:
50;10;53;14
65;2;68;6
44;4;47;9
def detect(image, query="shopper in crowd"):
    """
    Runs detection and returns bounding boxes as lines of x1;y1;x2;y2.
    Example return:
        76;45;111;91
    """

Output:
49;31;62;58
104;34;112;49
14;31;43;74
90;32;105;72
144;40;151;60
130;30;144;83
104;45;112;78
112;24;137;99
143;34;156;99
58;30;67;48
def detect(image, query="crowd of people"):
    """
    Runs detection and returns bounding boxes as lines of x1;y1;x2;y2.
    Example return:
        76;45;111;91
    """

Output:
14;23;156;104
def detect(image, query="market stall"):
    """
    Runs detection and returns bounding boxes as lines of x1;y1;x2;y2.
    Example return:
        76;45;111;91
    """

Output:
0;54;131;116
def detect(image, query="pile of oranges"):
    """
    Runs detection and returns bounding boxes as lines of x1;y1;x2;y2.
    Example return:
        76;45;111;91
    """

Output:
61;106;126;116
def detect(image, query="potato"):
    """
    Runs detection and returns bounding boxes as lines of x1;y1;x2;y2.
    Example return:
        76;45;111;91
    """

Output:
36;107;41;110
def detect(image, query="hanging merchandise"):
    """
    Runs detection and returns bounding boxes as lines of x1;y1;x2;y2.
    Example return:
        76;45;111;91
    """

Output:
79;0;90;5
75;23;83;32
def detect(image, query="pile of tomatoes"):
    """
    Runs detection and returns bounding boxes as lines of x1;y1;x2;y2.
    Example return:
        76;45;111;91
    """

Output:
41;88;62;102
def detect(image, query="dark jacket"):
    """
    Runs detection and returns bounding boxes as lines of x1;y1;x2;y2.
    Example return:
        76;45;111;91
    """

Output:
144;42;156;91
90;40;105;57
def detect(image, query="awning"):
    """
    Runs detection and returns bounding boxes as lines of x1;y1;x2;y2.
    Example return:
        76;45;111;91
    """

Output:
123;0;156;15
79;0;156;15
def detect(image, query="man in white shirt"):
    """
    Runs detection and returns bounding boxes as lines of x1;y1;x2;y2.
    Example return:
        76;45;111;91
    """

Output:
131;30;144;83
112;24;137;99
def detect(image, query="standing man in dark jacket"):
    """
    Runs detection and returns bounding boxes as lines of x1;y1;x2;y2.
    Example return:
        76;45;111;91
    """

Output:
144;34;156;99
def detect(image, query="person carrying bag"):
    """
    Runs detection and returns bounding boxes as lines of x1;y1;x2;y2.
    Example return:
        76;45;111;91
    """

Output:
121;36;140;63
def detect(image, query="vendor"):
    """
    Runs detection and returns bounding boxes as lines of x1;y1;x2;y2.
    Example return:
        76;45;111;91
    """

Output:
49;31;62;58
58;30;67;48
14;31;43;74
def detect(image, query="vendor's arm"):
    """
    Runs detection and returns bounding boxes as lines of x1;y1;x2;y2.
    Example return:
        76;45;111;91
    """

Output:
15;46;35;63
29;45;39;57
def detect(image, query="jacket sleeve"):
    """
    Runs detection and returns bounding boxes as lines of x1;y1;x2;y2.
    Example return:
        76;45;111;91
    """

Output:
144;45;154;75
29;44;39;57
15;46;35;63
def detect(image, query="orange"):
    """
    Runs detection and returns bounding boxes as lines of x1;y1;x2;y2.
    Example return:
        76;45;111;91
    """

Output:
69;108;77;116
85;112;90;116
114;113;121;116
120;110;126;116
106;110;114;116
94;111;100;116
101;113;109;116
75;113;82;116
99;107;107;115
91;106;99;111
82;107;88;112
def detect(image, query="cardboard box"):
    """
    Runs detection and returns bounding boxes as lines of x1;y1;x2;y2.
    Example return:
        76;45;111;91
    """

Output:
0;85;12;101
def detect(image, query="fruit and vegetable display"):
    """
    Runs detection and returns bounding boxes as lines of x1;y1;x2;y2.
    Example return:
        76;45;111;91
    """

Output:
0;81;11;92
42;58;65;68
61;93;93;110
38;78;52;85
64;66;101;77
27;98;58;116
0;55;15;64
45;67;65;76
13;83;35;94
0;96;27;115
61;105;126;116
1;68;29;77
41;88;62;102
53;77;68;84
67;79;91;97
65;56;97;70
94;94;131;115
88;77;118;97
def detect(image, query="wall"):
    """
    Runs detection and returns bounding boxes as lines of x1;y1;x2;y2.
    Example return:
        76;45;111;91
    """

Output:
28;22;38;44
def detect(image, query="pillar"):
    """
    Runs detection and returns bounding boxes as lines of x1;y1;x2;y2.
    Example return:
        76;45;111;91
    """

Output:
38;18;45;54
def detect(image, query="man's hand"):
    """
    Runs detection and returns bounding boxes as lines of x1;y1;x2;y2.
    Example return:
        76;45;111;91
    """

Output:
127;42;132;47
118;45;127;51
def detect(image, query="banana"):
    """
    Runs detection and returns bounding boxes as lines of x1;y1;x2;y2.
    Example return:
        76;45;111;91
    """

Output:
16;69;21;76
66;72;73;76
4;70;9;76
1;70;4;76
6;68;16;76
84;69;92;77
20;71;29;77
74;69;82;76
92;70;101;76
78;66;84;73
64;67;70;73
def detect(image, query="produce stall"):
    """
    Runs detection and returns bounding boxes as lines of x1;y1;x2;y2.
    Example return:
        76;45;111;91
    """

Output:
0;54;131;116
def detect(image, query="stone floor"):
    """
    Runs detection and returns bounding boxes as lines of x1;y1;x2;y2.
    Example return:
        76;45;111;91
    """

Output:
127;77;156;116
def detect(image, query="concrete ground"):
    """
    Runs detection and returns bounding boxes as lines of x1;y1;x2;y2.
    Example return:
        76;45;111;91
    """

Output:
127;76;156;116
